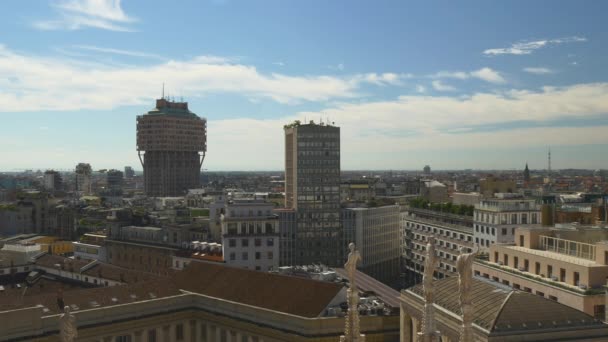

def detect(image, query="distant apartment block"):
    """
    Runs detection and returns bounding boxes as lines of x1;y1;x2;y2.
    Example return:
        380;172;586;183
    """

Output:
284;121;341;267
43;170;62;191
137;98;207;197
75;163;92;195
221;198;279;271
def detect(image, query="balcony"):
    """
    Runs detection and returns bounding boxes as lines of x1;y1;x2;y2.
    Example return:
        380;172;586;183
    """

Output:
475;259;604;296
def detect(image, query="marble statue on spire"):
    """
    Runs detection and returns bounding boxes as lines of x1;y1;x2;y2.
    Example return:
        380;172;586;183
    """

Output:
418;236;441;342
456;245;479;342
59;306;77;342
340;243;365;342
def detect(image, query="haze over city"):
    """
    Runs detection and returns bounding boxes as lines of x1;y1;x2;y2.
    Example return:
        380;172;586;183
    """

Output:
2;0;608;171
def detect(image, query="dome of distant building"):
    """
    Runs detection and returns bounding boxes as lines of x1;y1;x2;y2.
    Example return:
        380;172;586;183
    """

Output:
423;165;431;174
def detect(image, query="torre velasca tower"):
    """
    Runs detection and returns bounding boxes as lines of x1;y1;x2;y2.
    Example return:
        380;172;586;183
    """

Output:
137;98;207;197
284;121;341;266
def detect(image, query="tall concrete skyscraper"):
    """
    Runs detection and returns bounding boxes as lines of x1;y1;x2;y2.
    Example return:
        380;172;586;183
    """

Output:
284;121;341;266
137;98;207;197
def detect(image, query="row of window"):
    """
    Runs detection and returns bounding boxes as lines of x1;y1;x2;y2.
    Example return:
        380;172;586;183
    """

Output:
226;222;276;235
406;221;472;242
227;238;274;248
229;251;274;261
493;252;585;286
475;211;538;225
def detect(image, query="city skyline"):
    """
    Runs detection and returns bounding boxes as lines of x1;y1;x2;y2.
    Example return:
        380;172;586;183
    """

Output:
2;0;608;171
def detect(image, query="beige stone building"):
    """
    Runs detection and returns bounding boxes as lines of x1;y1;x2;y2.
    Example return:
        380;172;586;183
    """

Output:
474;225;608;319
1;257;399;342
400;276;608;341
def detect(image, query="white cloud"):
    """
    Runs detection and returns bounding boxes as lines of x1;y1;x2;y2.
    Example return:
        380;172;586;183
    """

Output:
272;61;285;67
34;0;136;32
416;85;426;93
431;68;505;84
523;67;554;75
470;67;506;84
0;44;408;110
73;45;164;59
484;36;587;56
432;80;456;92
204;83;608;169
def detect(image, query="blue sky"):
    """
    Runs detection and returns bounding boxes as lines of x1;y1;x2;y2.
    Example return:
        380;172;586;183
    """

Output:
1;0;607;171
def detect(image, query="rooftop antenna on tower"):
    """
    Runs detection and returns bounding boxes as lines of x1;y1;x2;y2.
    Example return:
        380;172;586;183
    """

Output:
548;147;552;174
162;83;165;99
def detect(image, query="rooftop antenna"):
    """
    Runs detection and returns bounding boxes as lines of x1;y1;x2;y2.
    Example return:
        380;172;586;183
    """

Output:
162;83;165;99
548;147;552;174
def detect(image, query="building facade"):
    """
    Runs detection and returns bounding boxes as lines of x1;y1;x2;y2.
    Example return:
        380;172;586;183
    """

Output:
275;208;297;266
474;198;541;248
402;209;474;281
474;225;608;319
75;163;92;195
342;205;401;284
284;121;341;267
221;198;279;271
137;98;207;197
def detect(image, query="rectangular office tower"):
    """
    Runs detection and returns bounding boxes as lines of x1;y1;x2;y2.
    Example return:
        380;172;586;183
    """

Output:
284;121;341;266
137;98;207;197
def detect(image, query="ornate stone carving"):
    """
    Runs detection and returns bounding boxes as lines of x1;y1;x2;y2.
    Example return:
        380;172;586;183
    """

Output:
418;236;440;342
456;245;479;342
340;243;365;342
59;306;77;342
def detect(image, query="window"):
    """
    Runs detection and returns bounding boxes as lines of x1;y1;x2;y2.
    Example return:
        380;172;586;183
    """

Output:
514;257;519;269
494;252;499;263
511;214;517;224
242;252;248;260
560;268;566;282
548;295;558;301
254;238;261;247
594;305;606;321
242;239;249;247
501;228;507;235
521;213;527;224
148;329;157;342
230;252;236;261
536;291;545;297
548;265;553;278
574;271;580;286
519;235;524;247
267;251;274;260
255;252;261;260
267;238;274;246
535;262;540;275
116;336;132;342
229;239;236;247
176;323;184;341
491;228;495;236
531;213;538;224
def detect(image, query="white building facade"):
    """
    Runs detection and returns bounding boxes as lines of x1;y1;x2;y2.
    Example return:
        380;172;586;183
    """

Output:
221;198;279;271
474;198;541;248
342;205;401;284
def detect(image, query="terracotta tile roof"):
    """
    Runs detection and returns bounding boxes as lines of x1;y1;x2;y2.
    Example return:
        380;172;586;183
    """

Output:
34;254;90;270
174;262;343;318
0;279;180;315
408;276;603;332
